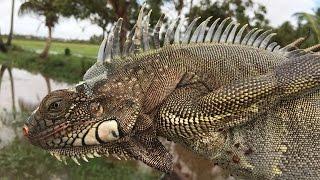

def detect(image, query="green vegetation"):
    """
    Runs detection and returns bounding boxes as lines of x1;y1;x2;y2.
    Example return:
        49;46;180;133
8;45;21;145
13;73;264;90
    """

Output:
0;139;159;180
12;38;99;58
0;48;94;83
19;0;61;58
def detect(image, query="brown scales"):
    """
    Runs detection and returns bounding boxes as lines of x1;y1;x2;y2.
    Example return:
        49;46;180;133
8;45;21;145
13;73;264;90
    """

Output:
23;4;320;179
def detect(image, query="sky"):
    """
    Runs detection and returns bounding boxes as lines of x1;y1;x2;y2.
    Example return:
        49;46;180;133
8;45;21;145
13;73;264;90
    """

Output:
0;0;319;40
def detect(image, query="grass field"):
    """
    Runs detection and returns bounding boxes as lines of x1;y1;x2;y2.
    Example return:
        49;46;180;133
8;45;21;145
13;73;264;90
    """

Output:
0;38;100;83
11;39;99;58
0;49;95;83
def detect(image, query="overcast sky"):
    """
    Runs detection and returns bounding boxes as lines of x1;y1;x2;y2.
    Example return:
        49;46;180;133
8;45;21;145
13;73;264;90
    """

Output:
0;0;319;40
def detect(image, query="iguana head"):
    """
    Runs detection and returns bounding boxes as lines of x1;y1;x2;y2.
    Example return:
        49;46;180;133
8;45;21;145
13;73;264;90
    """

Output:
23;83;134;162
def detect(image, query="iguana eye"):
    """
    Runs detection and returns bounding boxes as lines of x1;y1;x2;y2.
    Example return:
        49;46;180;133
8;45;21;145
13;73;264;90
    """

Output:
48;99;62;111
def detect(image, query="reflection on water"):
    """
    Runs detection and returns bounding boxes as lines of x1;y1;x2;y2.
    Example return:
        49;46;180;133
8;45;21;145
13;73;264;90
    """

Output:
0;66;71;111
0;65;230;179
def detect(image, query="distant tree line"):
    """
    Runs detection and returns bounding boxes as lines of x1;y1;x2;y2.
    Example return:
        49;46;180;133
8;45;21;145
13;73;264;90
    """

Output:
1;0;319;58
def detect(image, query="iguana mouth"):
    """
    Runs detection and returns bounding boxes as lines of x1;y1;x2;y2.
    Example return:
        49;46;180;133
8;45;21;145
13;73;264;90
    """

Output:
46;138;132;165
24;115;128;165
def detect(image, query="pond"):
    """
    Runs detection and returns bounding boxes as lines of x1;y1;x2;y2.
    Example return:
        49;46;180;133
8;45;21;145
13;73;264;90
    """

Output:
0;66;71;112
0;65;231;180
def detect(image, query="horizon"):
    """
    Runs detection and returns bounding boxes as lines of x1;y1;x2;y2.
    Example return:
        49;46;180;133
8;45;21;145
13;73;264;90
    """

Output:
0;0;319;41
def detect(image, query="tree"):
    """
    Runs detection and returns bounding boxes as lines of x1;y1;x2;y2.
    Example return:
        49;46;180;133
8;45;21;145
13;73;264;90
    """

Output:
57;0;141;48
173;0;184;16
58;0;139;40
295;8;320;43
188;0;269;28
57;0;112;37
273;21;297;47
19;0;60;59
6;0;15;46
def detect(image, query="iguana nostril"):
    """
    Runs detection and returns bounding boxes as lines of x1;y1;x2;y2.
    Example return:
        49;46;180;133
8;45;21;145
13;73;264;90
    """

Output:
23;125;29;136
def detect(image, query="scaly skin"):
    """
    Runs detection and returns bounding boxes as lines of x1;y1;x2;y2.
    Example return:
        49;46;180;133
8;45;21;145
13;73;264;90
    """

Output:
23;6;320;179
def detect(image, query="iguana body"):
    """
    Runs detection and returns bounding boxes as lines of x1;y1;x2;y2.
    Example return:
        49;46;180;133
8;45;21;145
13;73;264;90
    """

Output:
23;5;320;179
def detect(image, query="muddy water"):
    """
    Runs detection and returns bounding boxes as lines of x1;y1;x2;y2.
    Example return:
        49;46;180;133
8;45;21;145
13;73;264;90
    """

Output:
0;65;230;180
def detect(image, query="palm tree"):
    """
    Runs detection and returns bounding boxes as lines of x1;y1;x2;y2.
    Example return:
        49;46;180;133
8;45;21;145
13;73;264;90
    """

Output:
19;0;60;58
0;29;7;52
6;0;15;46
295;9;320;43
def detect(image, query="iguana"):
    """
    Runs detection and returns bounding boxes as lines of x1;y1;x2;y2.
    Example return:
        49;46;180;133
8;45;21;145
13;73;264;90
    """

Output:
23;5;320;179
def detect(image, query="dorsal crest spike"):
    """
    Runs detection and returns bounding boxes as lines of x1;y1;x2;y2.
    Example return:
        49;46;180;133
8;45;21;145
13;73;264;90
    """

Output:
143;10;152;51
164;18;179;46
241;28;258;45
97;37;108;63
113;18;123;58
247;29;263;46
133;3;146;53
182;17;201;44
105;26;114;62
253;29;272;48
197;16;213;43
305;44;320;52
220;21;236;43
123;24;136;56
227;23;240;43
259;33;276;49
153;14;165;49
174;17;188;44
205;18;220;43
212;17;230;42
267;42;278;51
234;24;248;44
190;17;211;43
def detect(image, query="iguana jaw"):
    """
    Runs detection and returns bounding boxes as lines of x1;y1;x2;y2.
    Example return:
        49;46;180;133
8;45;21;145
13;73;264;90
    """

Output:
46;137;133;165
29;135;174;172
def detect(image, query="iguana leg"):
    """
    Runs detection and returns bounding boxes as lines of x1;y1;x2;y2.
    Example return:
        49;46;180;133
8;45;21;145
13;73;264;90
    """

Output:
198;74;279;116
129;114;173;172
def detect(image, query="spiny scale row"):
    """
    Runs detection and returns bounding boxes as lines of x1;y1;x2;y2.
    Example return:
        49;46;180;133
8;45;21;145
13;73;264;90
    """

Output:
49;151;129;165
96;3;284;64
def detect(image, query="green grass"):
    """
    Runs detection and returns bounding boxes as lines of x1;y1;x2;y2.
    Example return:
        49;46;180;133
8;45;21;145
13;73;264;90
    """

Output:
11;39;99;58
0;138;159;180
0;49;94;83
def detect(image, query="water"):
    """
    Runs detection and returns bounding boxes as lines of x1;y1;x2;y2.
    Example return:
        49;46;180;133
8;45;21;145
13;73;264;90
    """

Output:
0;66;71;112
0;65;230;180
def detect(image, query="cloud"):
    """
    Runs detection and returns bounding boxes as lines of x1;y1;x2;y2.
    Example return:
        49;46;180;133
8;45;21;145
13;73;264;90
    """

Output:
255;0;318;27
0;0;319;40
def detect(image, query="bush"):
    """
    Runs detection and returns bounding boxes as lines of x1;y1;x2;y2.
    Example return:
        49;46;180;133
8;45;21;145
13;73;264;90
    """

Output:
64;48;71;56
